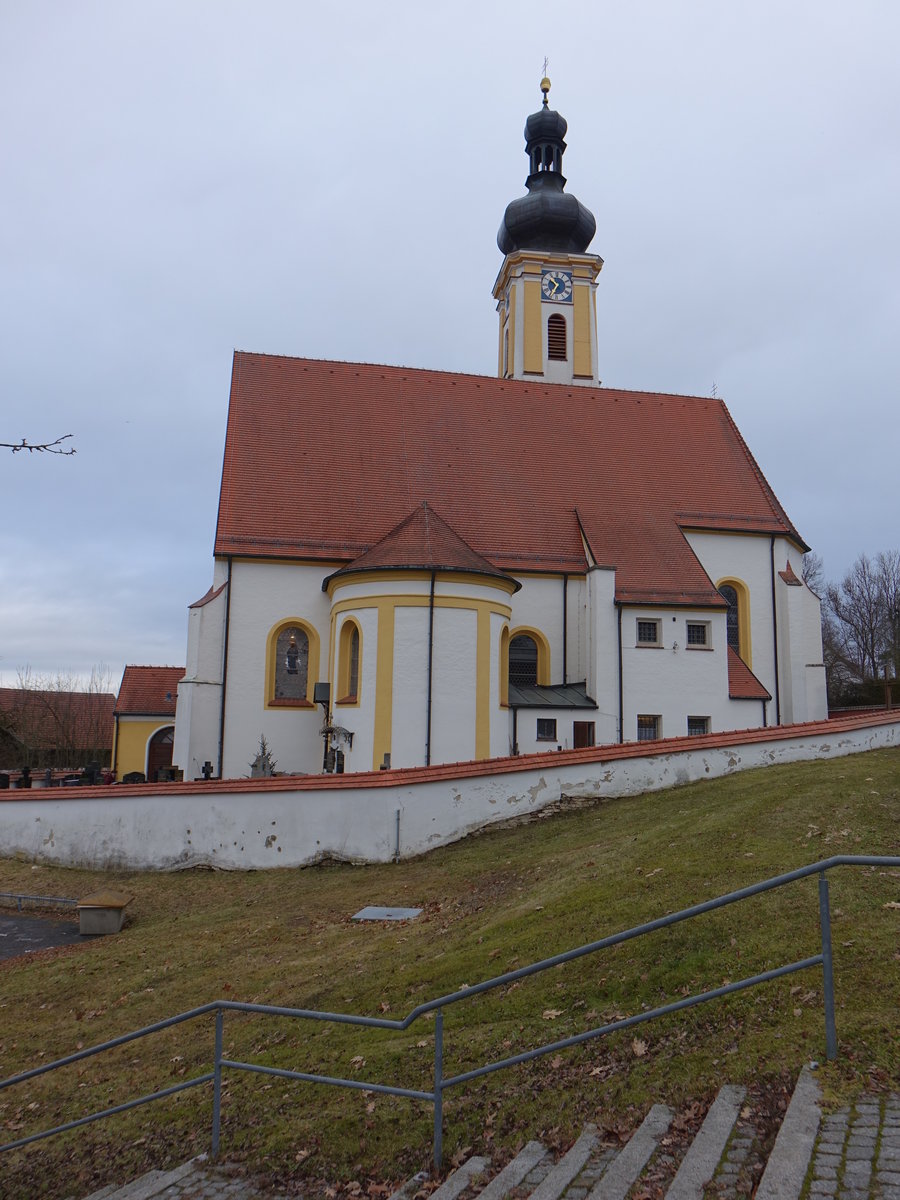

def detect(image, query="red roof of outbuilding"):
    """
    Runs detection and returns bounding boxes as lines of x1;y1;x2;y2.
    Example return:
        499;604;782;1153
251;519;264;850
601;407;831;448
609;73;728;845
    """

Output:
115;666;184;716
0;687;115;754
215;355;805;606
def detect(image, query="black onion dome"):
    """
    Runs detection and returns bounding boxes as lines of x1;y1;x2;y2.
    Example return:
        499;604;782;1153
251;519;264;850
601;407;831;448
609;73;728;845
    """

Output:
498;78;596;256
524;103;568;147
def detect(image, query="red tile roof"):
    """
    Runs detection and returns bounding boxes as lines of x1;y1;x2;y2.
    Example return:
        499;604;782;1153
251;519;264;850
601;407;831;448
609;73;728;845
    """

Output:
189;581;227;608
727;647;772;701
115;666;184;716
216;355;806;606
0;687;115;753
778;561;803;586
324;502;519;591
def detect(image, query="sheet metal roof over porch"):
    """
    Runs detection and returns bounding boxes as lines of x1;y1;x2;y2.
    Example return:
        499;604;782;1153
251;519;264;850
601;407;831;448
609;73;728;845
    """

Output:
507;682;596;708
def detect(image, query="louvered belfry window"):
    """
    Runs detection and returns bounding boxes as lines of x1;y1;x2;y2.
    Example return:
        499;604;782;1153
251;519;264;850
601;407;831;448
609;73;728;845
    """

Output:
547;313;567;361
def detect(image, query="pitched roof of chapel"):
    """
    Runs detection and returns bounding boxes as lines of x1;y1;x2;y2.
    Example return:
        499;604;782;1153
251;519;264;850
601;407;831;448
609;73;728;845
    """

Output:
216;354;806;606
115;666;184;717
323;502;519;591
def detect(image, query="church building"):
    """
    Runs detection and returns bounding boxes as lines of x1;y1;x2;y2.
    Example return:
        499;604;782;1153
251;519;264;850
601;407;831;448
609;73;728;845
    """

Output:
173;79;826;780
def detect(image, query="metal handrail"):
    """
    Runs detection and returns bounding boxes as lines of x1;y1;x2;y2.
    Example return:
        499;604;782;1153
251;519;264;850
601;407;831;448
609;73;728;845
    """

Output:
2;854;898;1170
0;892;77;911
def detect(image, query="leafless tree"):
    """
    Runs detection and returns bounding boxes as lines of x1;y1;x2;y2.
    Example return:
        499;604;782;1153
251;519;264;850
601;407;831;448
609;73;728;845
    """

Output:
802;551;825;595
824;550;900;689
1;667;114;770
2;435;75;455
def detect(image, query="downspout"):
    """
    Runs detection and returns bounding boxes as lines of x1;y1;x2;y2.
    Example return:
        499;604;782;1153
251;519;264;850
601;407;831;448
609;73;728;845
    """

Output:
512;705;518;755
112;713;119;776
616;603;624;743
770;537;781;726
562;574;568;685
425;570;436;766
217;557;233;778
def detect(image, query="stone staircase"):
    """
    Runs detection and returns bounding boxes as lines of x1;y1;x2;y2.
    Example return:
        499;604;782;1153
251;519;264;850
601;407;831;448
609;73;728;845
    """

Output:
78;1067;900;1200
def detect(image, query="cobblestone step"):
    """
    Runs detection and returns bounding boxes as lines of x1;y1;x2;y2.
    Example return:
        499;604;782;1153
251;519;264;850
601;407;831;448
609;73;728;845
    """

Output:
79;1073;900;1200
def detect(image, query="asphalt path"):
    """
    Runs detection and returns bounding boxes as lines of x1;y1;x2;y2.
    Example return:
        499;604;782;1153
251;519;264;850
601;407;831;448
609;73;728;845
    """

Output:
0;910;84;961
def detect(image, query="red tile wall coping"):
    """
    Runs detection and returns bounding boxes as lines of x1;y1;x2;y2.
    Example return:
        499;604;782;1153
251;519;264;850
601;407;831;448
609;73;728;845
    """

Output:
4;711;895;802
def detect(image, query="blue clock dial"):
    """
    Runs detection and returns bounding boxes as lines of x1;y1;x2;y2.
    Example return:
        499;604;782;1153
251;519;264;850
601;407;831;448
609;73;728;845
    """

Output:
541;270;573;303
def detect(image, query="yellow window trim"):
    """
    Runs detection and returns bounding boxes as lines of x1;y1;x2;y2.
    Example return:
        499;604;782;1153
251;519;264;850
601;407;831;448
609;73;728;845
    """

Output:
264;618;321;709
336;617;362;707
715;577;753;668
499;625;510;707
508;625;551;686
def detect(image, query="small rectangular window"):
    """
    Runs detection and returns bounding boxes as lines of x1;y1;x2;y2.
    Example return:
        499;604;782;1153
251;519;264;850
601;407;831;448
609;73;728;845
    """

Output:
637;715;660;741
636;619;661;646
686;622;710;648
536;718;557;741
687;716;710;736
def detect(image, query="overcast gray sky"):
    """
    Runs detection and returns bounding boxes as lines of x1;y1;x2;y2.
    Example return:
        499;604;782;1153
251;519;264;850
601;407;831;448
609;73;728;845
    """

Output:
2;1;898;690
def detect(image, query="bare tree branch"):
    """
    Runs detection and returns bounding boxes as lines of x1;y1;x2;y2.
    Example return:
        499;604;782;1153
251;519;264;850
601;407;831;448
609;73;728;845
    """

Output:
2;434;76;455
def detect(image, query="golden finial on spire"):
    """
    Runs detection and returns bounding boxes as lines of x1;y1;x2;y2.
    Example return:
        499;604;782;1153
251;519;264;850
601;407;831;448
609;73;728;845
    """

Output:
541;57;551;105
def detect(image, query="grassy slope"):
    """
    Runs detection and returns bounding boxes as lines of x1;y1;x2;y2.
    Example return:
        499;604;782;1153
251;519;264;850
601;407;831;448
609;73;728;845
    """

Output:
0;748;898;1198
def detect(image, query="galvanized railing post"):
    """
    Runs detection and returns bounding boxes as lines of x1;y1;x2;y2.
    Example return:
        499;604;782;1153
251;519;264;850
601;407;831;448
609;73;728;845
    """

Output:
818;871;837;1061
211;1006;224;1156
433;1008;443;1173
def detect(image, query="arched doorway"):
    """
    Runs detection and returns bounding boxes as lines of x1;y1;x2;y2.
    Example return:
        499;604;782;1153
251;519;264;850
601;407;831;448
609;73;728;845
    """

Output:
147;726;175;783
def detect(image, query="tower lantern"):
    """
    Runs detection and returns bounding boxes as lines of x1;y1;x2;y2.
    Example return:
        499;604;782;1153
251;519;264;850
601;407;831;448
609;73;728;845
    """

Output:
493;77;603;386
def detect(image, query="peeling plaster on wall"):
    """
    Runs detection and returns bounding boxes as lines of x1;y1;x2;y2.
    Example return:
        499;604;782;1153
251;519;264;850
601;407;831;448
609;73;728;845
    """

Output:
1;719;897;871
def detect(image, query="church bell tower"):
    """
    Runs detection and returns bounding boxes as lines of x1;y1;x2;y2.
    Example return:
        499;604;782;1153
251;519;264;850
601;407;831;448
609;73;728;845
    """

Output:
493;77;603;386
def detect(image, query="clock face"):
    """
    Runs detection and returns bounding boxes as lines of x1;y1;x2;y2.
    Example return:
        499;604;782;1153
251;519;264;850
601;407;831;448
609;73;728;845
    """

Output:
541;269;573;303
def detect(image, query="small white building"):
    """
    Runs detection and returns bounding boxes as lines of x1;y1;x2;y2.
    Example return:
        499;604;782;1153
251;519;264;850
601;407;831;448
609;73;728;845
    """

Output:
173;79;826;780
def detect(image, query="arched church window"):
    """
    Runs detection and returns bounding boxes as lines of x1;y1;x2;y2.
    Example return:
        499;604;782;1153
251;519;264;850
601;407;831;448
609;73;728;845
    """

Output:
337;620;361;704
547;313;567;361
718;585;740;654
509;635;538;687
717;580;751;666
274;626;309;700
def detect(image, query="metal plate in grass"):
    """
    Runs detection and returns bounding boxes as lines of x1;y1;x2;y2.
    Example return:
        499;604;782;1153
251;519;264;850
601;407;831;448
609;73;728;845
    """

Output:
351;905;422;921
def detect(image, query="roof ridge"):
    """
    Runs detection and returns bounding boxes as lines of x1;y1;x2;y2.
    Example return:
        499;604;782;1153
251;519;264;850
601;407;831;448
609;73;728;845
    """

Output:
230;351;729;403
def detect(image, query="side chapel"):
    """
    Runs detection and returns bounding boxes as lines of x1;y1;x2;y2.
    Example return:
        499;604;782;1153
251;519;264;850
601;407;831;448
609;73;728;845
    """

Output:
173;78;826;780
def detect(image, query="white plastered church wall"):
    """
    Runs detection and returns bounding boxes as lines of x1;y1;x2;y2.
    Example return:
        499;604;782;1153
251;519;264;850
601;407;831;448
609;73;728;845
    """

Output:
684;530;776;679
221;561;330;778
174;582;227;779
508;576;567;680
331;606;378;773
684;530;826;725
586;567;619;745
621;607;736;741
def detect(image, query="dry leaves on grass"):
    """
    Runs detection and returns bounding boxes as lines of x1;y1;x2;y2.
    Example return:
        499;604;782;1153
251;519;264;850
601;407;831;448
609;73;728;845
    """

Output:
542;1008;564;1020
